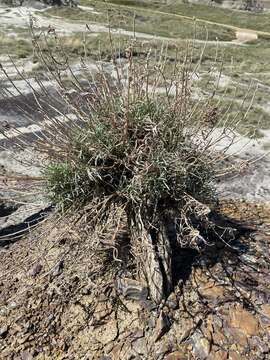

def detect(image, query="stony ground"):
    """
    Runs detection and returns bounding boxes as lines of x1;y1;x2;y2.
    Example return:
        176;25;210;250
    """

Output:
0;201;270;360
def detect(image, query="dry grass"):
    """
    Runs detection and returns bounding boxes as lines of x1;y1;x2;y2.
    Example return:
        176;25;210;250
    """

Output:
0;33;32;58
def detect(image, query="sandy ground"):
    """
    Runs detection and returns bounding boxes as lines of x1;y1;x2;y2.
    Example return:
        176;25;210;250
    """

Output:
210;129;270;201
235;29;258;43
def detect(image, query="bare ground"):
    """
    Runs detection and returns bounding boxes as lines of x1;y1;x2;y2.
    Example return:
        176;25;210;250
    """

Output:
0;201;270;359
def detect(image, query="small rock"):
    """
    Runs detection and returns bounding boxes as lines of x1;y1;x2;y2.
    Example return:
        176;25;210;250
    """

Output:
261;304;270;319
229;306;259;336
239;254;258;265
140;299;157;311
249;335;270;353
0;325;8;338
199;283;225;305
259;314;270;328
8;301;17;309
130;328;144;340
147;317;156;329
208;349;228;360
155;311;171;342
81;282;93;295
251;233;270;242
211;327;227;345
47;314;55;322
0;308;8;316
174;318;194;343
191;332;211;360
94;318;118;345
28;263;42;277
225;327;248;348
116;277;148;301
110;343;123;359
94;301;113;322
166;293;179;310
51;260;64;277
132;337;148;355
228;351;242;360
20;351;33;360
165;350;188;360
154;342;172;359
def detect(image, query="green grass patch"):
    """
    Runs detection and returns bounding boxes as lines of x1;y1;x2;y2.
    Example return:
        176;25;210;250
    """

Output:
0;33;32;58
97;0;270;33
45;4;235;41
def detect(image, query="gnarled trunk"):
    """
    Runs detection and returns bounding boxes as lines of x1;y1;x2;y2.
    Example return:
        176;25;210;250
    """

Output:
128;210;173;304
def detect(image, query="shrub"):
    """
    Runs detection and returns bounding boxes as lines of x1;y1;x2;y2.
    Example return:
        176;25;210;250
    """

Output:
1;30;254;303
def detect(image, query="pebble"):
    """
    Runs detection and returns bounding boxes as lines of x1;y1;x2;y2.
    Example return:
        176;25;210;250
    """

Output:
165;351;188;360
51;260;64;277
0;325;8;338
8;301;18;309
20;351;33;360
155;311;171;342
191;332;211;360
166;293;178;310
115;277;148;301
28;263;42;277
